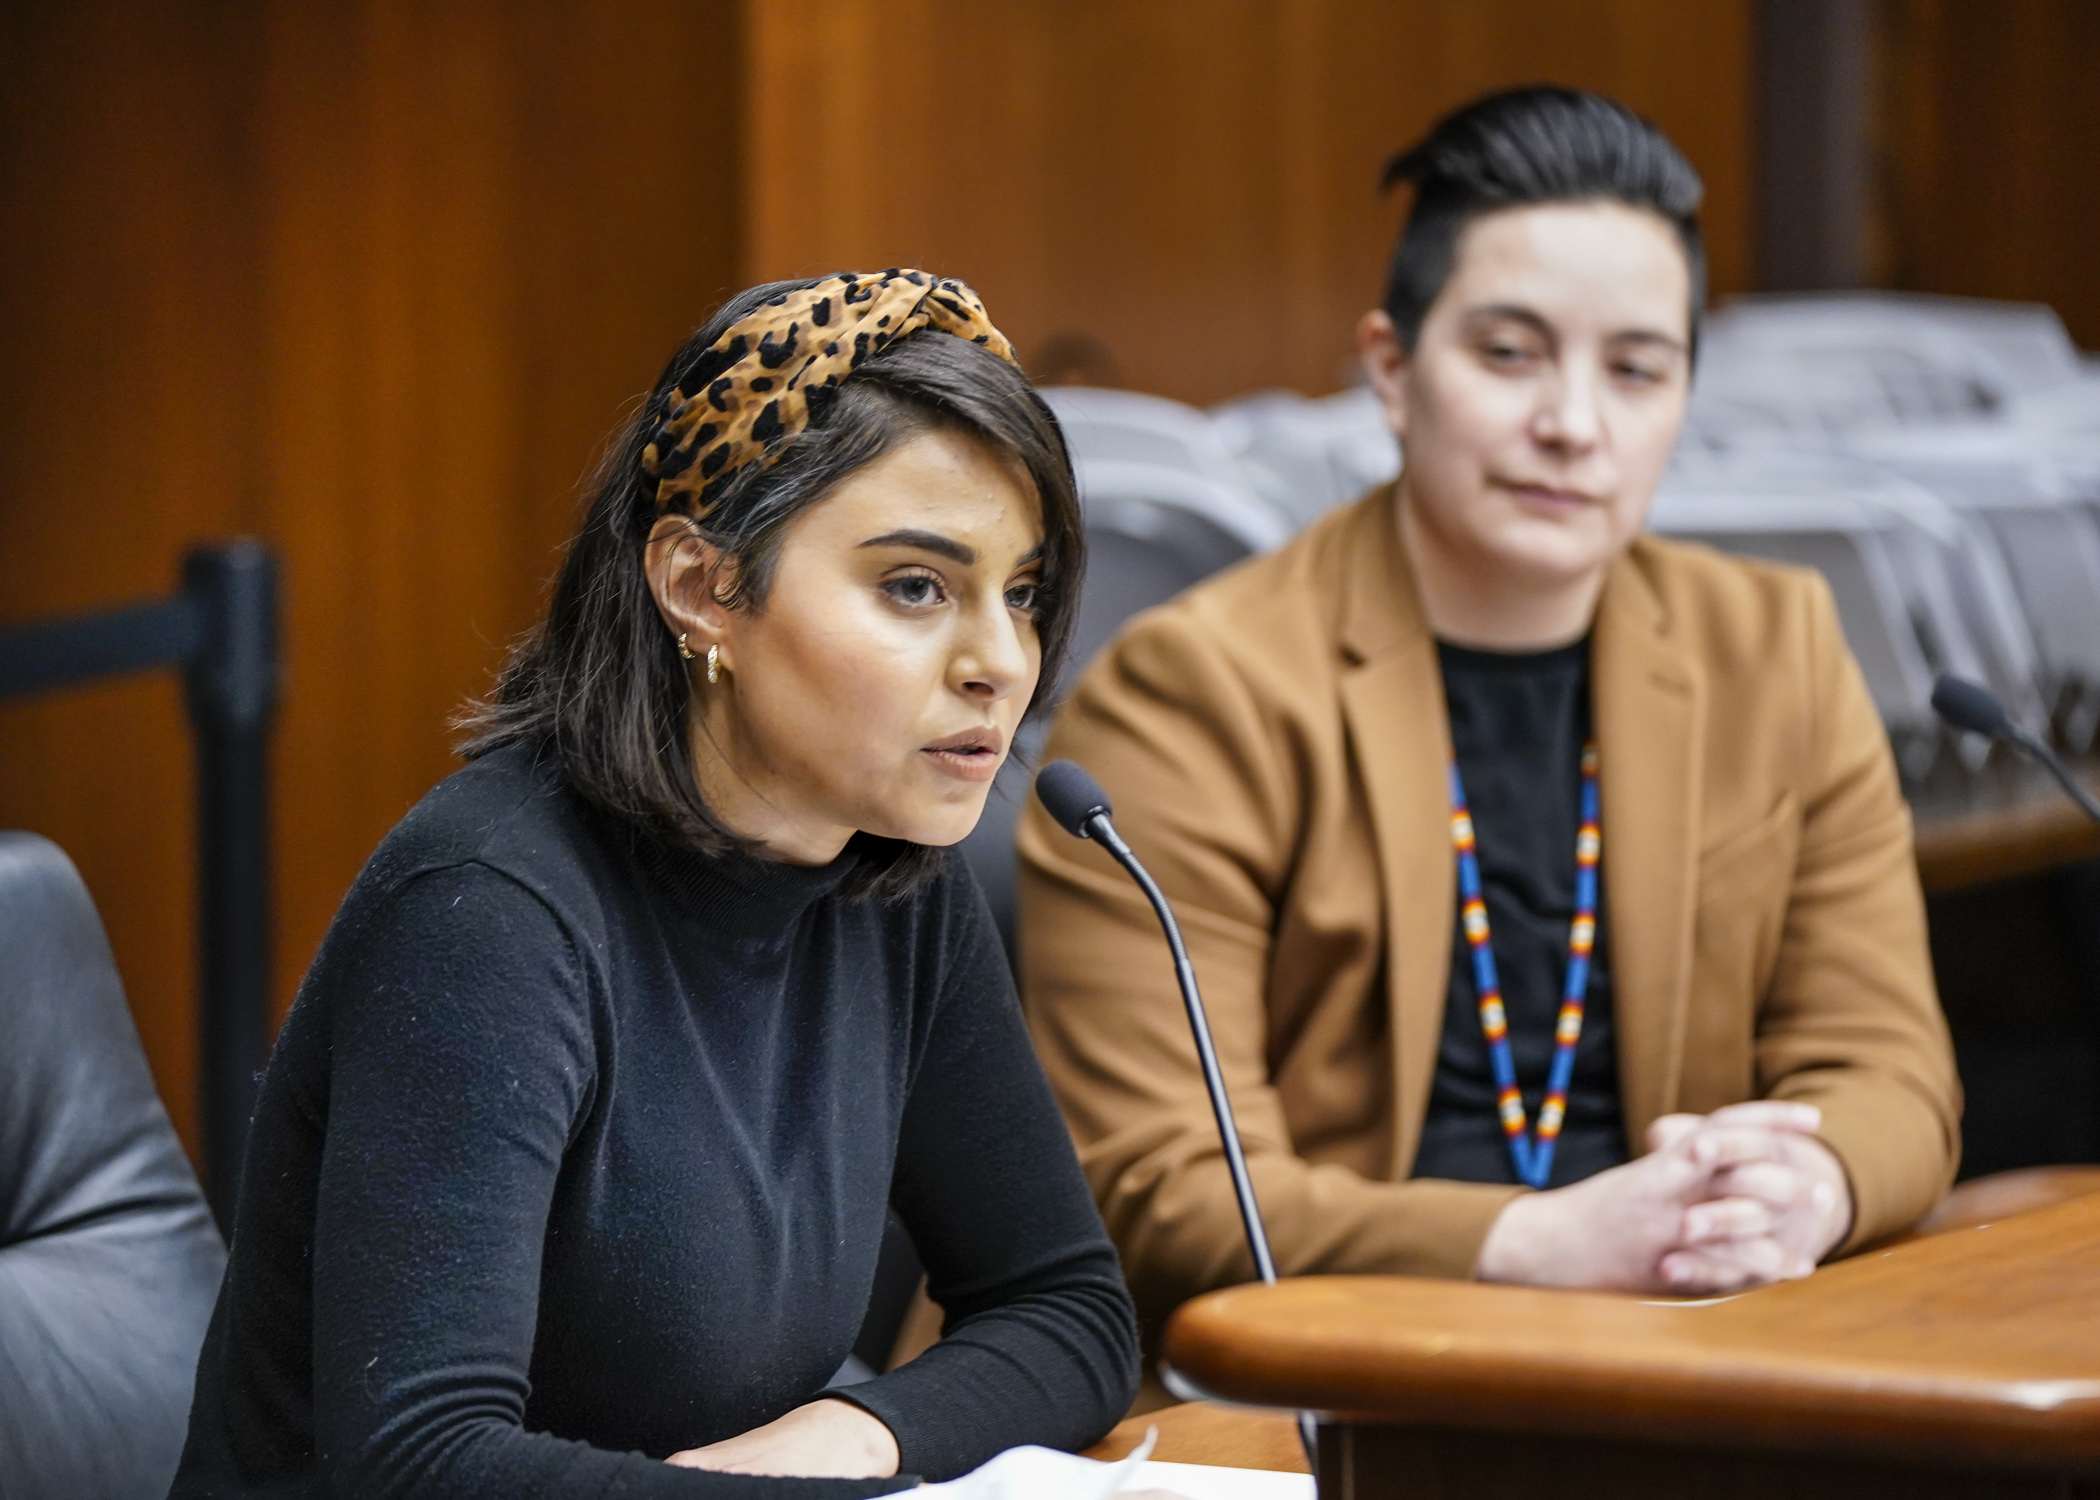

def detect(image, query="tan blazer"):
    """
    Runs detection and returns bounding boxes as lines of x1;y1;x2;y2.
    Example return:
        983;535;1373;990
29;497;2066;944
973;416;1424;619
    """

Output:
1016;486;1960;1329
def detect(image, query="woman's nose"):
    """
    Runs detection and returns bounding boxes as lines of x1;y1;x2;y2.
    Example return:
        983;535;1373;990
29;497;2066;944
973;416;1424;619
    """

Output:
954;601;1031;701
1534;367;1603;452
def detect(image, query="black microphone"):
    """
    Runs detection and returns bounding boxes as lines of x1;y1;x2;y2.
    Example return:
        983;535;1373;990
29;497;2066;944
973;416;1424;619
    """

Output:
1037;760;1318;1465
1932;674;2100;825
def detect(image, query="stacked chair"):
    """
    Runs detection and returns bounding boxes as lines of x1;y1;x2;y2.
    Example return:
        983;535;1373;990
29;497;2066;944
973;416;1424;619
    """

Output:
1679;292;2100;770
1211;385;1403;529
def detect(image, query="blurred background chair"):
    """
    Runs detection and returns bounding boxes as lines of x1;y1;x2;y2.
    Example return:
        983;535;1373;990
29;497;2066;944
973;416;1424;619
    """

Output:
1211;385;1403;529
1041;387;1270;502
1673;293;2100;780
0;832;225;1500
1842;429;2100;750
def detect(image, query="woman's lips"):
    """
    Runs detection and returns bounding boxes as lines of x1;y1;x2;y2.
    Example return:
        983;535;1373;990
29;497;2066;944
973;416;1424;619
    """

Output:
1498;479;1596;508
921;728;1005;784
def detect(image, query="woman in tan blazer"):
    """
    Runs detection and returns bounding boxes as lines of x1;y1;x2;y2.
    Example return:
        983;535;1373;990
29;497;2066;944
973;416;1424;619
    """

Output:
1016;88;1959;1338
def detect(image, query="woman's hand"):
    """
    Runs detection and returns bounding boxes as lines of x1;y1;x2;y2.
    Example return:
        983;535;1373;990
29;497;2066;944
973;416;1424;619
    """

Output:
667;1398;902;1478
1660;1107;1853;1276
1474;1101;1851;1294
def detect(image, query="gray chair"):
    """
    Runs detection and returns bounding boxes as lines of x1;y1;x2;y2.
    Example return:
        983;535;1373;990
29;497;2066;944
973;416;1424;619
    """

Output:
1842;427;2100;751
1040;388;1296;554
0;832;226;1499
1665;445;2051;772
1212;385;1402;528
1690;291;2080;442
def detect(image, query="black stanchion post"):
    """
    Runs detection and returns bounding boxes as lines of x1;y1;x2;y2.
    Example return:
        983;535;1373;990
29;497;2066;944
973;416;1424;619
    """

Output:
183;542;279;1233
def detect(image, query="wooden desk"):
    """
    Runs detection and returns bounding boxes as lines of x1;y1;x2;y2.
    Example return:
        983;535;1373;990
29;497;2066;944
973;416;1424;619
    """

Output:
1910;756;2100;893
1162;1193;2100;1498
1086;1400;1308;1474
1086;1171;2100;1481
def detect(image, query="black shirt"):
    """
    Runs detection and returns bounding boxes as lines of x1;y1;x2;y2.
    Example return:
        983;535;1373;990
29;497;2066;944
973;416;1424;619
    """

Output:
1410;637;1628;1190
170;743;1138;1499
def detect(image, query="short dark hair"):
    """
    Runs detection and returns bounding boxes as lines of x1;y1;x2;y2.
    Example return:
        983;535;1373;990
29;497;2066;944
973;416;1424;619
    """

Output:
1381;86;1706;353
459;277;1084;899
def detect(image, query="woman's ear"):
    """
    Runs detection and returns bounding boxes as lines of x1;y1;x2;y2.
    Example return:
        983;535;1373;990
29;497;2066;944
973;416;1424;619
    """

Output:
644;513;734;656
1358;308;1410;438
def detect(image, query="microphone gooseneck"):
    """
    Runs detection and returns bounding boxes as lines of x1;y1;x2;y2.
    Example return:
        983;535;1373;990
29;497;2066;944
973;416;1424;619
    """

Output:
1036;760;1279;1282
1931;674;2100;826
1036;759;1317;1468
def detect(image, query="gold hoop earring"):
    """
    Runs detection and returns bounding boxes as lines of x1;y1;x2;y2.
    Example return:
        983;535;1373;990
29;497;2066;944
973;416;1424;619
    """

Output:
706;643;721;685
676;634;694;661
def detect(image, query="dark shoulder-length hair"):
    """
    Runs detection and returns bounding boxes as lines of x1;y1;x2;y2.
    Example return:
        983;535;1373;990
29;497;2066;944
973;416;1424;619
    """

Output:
459;277;1085;899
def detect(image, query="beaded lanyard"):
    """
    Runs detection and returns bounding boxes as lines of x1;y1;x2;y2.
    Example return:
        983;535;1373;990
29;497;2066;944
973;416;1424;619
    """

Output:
1447;740;1601;1190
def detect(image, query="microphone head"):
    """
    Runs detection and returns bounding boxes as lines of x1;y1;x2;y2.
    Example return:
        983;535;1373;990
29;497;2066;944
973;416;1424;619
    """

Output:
1036;760;1114;839
1932;674;2011;740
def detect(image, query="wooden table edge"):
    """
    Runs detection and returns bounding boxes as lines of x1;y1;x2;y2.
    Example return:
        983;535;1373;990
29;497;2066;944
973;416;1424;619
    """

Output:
1163;1195;2100;1473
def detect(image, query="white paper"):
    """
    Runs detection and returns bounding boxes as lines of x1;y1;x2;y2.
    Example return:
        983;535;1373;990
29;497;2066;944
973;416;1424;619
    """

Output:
918;1432;1316;1500
919;1429;1158;1500
1128;1460;1314;1500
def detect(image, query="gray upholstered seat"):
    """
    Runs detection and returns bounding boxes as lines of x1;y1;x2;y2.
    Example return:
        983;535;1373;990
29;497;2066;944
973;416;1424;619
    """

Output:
0;831;225;1499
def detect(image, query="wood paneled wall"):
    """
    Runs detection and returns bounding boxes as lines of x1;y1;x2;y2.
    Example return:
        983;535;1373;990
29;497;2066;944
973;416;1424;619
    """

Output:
252;2;745;1106
0;0;743;1154
1876;0;2100;348
746;0;1754;405
0;5;261;1155
1;1;1753;1159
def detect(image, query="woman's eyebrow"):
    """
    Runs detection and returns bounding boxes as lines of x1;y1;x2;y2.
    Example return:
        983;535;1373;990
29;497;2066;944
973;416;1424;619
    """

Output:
1466;303;1556;339
1465;304;1686;355
1610;328;1689;353
859;529;975;565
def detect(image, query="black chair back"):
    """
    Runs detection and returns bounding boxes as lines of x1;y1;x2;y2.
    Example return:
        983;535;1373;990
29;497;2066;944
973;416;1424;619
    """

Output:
0;832;225;1499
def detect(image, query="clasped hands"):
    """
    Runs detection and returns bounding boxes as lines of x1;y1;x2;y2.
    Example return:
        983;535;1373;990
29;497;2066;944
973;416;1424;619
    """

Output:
1476;1100;1852;1294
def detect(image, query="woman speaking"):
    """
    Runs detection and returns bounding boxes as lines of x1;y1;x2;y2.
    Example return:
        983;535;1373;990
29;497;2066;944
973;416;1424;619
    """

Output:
172;272;1138;1496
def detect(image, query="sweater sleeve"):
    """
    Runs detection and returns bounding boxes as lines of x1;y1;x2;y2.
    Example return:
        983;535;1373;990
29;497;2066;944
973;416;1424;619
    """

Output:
831;871;1140;1479
308;863;913;1500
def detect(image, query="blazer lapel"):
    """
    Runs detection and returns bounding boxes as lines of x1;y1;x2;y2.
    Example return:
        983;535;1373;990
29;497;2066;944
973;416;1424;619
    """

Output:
1592;548;1706;1140
1335;493;1456;1178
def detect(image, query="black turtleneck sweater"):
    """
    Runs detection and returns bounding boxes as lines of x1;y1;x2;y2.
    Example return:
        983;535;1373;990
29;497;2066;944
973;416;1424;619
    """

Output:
170;743;1138;1499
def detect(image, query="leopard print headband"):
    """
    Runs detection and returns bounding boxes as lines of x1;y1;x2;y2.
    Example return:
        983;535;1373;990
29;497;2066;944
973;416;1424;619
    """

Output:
641;269;1018;518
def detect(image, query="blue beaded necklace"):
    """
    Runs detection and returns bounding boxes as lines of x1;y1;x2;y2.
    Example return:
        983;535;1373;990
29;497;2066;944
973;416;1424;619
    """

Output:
1447;740;1601;1190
